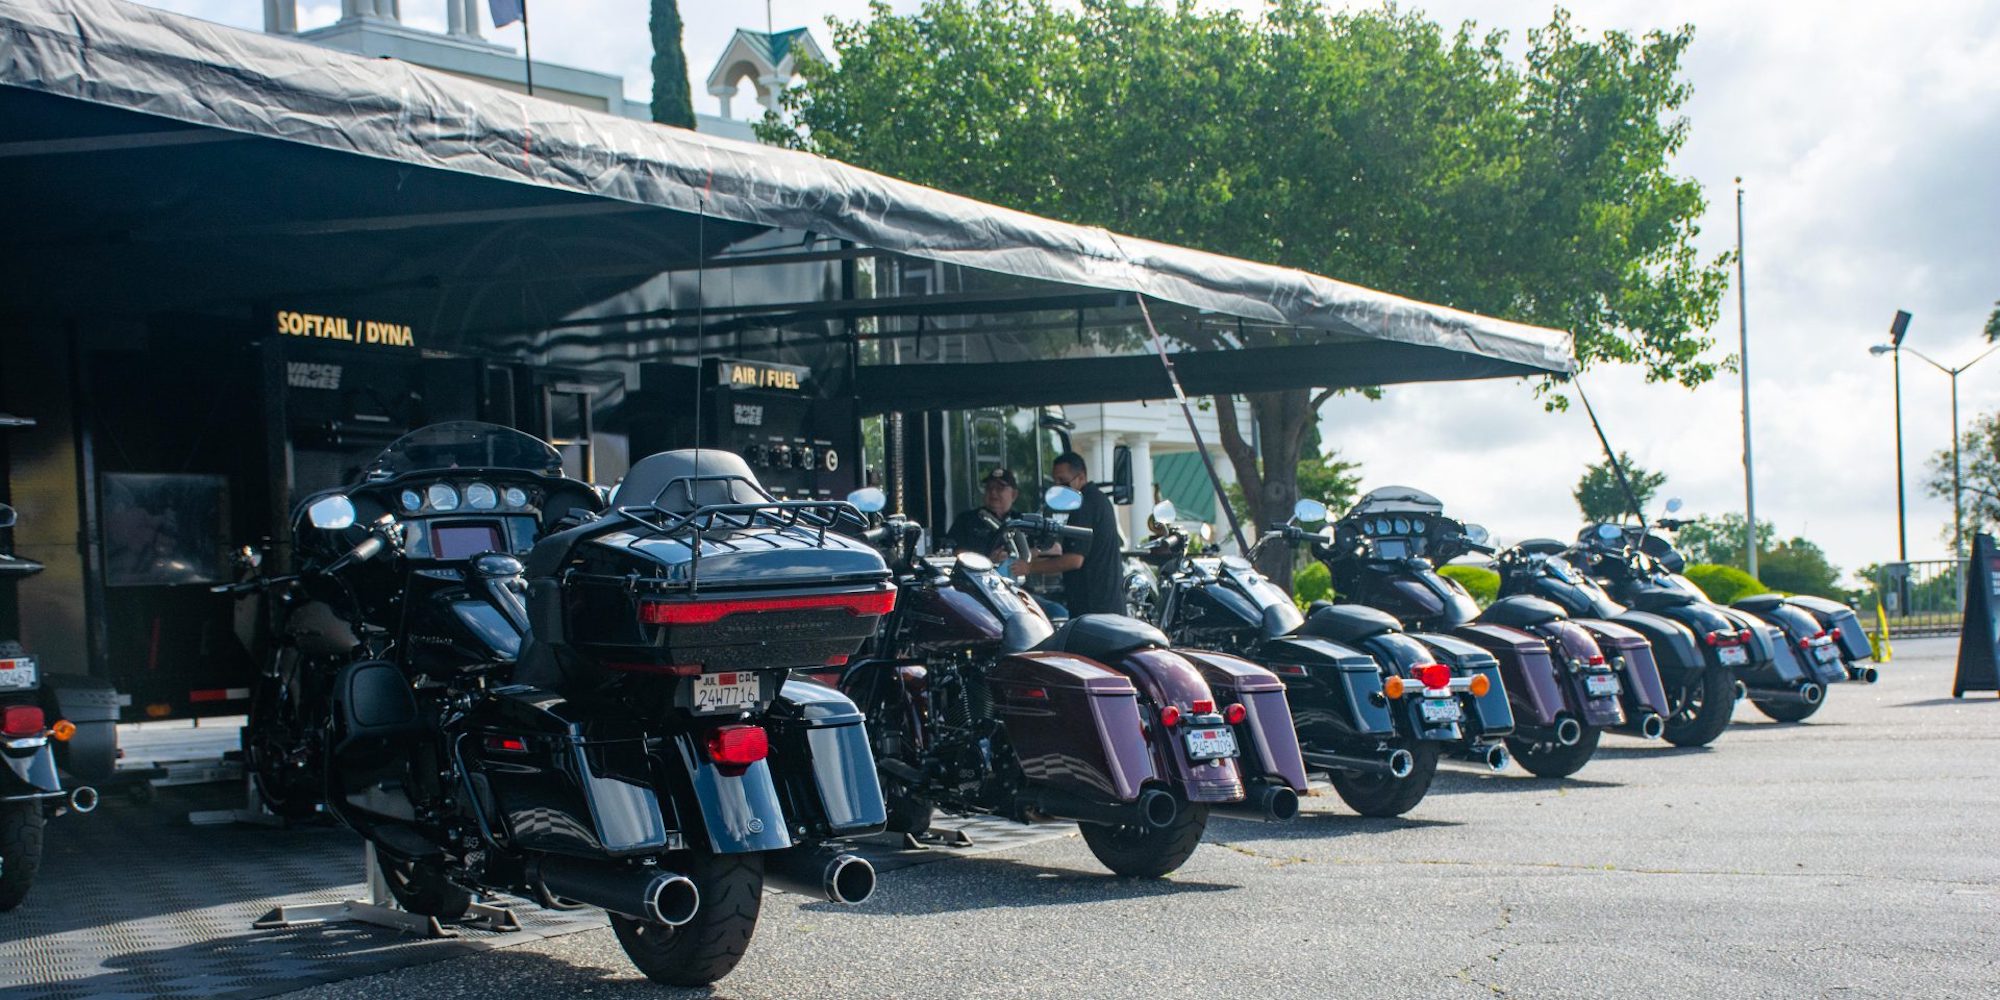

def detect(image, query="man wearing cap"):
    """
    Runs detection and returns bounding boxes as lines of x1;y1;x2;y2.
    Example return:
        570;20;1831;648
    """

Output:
945;467;1020;563
1015;451;1124;615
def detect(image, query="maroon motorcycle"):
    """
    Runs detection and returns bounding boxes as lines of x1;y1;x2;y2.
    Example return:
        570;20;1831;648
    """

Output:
837;487;1307;877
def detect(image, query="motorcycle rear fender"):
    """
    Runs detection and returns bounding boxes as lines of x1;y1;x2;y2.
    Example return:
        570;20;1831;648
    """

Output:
1175;649;1309;792
1108;648;1245;804
1409;632;1515;739
1714;607;1803;685
1257;635;1396;740
1540;619;1625;728
1;736;61;794
1574;619;1670;717
685;756;795;854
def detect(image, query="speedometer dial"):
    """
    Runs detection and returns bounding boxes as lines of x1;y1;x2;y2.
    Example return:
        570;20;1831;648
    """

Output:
465;483;498;510
399;489;423;512
503;487;529;509
426;483;460;512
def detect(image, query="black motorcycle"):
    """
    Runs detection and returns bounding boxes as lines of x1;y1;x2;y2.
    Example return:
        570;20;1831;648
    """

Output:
244;422;892;985
2;432;99;910
1141;499;1510;816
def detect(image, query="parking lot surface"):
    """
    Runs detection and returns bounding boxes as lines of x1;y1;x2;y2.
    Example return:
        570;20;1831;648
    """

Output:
251;636;1996;1000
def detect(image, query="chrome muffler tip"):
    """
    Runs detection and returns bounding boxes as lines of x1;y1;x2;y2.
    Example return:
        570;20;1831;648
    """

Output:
1801;682;1825;706
1387;748;1416;780
69;786;99;814
1734;680;1748;701
1264;785;1301;822
643;873;700;927
1554;717;1583;747
826;854;877;907
1484;744;1510;772
1639;714;1666;740
1138;787;1180;829
1854;666;1880;684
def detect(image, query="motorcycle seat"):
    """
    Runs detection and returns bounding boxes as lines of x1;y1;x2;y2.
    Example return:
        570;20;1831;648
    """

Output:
1514;538;1569;556
1035;614;1169;661
1296;604;1401;645
1477;595;1567;630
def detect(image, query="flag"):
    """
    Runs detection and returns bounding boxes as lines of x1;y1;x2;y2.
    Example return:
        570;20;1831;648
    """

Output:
489;0;524;28
1871;596;1893;663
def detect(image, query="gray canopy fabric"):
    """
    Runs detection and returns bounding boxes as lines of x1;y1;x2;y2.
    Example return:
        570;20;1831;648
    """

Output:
0;0;1573;381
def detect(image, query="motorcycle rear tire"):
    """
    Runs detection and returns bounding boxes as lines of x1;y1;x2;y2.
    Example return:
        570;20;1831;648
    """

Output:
377;853;472;921
612;851;765;987
1079;799;1208;878
1330;740;1440;818
0;801;45;912
1507;726;1601;780
885;795;934;837
1662;667;1736;748
244;662;321;821
1752;697;1823;723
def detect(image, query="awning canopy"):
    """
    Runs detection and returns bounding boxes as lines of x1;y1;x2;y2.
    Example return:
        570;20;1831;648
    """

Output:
0;0;1573;404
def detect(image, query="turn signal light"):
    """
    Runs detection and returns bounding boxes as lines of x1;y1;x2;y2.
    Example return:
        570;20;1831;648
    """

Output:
1159;705;1183;728
50;719;77;742
1382;676;1407;700
1190;699;1216;715
1738;629;1752;642
1829;627;1843;641
1414;663;1452;691
1;705;46;737
1468;674;1491;697
707;725;770;767
1224;703;1247;725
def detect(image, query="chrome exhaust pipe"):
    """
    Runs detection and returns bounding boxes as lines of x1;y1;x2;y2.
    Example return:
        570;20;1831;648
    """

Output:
1211;781;1301;823
1554;717;1583;747
532;856;699;926
1459;744;1508;771
765;847;876;905
1614;713;1666;740
1032;787;1180;830
1851;665;1880;684
1387;748;1416;779
68;786;98;814
1744;682;1825;706
1302;749;1411;779
1138;788;1180;829
1734;680;1748;701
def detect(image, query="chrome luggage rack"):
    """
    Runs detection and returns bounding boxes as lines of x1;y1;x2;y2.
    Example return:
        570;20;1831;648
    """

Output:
607;474;868;593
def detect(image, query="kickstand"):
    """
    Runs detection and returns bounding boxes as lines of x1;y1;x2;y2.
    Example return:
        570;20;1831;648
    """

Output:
253;843;521;938
902;826;975;850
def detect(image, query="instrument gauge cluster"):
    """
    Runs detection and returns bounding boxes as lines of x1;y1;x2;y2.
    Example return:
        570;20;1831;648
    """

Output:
394;481;540;515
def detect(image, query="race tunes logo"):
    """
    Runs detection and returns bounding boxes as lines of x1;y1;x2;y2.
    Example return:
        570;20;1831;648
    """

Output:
275;310;416;348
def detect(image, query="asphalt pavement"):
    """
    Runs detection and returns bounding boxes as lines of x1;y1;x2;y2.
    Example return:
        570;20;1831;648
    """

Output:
276;636;2000;1000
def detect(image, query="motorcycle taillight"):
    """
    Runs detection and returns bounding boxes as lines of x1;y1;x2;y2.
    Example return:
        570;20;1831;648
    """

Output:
1414;663;1451;690
707;724;770;767
1;704;45;737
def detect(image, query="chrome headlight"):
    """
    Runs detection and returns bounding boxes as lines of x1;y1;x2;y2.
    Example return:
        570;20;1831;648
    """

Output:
426;482;461;512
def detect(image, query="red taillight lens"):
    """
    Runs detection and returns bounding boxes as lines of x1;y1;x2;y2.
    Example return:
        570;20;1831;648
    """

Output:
484;735;529;752
1829;627;1843;641
1159;705;1183;728
1190;698;1215;715
1224;703;1247;725
1798;638;1813;650
707;725;770;767
1738;629;1752;642
640;588;897;625
1415;663;1452;690
1587;654;1606;667
2;705;46;737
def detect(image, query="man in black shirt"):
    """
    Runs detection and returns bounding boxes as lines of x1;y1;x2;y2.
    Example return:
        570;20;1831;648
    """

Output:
1016;451;1124;614
944;467;1019;563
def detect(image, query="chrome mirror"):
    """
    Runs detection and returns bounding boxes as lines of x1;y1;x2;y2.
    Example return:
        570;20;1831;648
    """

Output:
1046;486;1083;512
307;495;357;530
847;487;887;514
1293;498;1328;524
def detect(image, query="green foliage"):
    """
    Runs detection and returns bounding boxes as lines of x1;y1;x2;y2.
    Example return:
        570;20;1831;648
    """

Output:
1923;407;2000;549
1439;565;1500;606
1228;450;1363;528
1574;452;1666;523
1684;563;1768;604
1292;561;1333;610
1672;513;1774;569
1984;300;2000;343
649;1;695;128
1757;537;1842;598
767;0;1730;568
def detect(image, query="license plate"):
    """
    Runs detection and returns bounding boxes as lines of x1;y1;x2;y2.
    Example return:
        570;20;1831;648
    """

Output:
1419;698;1462;724
1814;644;1839;664
0;656;36;691
691;672;759;714
1719;645;1748;666
1185;727;1238;761
1584;673;1621;698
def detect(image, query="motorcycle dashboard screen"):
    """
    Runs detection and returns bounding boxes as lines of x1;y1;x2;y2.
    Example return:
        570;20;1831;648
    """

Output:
1375;538;1410;560
432;523;504;560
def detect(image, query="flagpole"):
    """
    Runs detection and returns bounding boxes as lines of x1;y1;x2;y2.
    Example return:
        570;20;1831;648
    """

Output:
520;0;534;95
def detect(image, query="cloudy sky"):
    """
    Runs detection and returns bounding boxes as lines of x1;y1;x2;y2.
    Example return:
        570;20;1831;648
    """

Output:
144;1;2000;579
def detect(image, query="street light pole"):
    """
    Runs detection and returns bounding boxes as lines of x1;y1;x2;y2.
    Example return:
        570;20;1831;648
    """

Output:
1735;181;1758;578
1876;312;1913;562
1902;342;2000;558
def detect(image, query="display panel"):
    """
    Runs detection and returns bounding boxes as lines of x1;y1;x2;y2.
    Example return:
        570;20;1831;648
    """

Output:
433;523;504;560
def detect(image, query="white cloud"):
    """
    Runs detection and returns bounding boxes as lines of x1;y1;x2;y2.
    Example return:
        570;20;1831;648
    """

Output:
135;1;2000;577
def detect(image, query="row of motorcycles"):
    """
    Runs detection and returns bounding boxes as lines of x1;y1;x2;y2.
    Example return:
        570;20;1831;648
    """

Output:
0;419;1879;991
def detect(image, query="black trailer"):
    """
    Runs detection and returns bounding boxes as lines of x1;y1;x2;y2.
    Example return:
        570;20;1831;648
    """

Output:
0;0;1569;770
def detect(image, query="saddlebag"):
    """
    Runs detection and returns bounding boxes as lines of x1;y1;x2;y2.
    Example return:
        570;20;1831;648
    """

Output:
1256;635;1396;741
1771;595;1872;662
1576;619;1669;718
987;651;1158;803
463;687;673;857
1109;648;1245;804
1175;649;1309;792
767;679;888;838
1449;624;1565;728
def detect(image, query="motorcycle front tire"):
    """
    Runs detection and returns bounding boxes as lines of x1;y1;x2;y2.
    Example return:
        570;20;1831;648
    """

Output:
612;851;764;987
1507;725;1601;780
1662;667;1737;748
0;801;44;911
1330;740;1440;818
1079;799;1208;878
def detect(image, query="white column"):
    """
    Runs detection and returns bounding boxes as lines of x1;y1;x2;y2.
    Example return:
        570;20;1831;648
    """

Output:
709;86;736;120
1126;433;1156;544
263;0;296;33
757;73;787;113
448;0;482;37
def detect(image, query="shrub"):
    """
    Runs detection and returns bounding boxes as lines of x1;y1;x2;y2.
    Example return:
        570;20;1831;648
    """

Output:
1684;563;1769;604
1292;561;1333;611
1439;565;1500;606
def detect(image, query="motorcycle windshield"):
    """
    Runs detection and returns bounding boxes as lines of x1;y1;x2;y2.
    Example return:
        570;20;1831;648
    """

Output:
362;421;564;481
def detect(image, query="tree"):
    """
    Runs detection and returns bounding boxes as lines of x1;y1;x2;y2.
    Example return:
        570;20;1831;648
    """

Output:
764;1;1729;585
1574;452;1666;523
1923;407;2000;545
1227;450;1363;530
1758;537;1841;598
1983;299;2000;342
649;0;695;128
1672;513;1773;569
